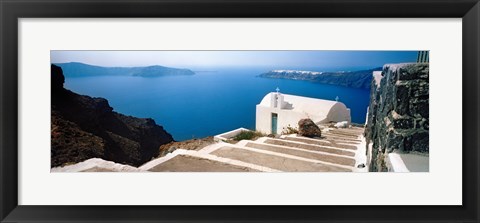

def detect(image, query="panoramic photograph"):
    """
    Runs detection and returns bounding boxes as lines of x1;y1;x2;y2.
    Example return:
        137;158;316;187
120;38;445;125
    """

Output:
50;50;429;172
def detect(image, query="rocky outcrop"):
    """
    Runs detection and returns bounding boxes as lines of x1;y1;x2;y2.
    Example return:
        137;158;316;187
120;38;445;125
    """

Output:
54;62;195;78
365;63;429;172
298;119;322;138
51;65;174;167
258;68;382;89
158;136;215;157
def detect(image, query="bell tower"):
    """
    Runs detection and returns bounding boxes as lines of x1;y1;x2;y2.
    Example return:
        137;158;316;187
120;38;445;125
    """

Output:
270;87;284;109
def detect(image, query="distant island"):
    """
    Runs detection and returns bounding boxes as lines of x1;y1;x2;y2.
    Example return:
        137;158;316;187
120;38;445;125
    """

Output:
54;62;195;78
258;68;382;89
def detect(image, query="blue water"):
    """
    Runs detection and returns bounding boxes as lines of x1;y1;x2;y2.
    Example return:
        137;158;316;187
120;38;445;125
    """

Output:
64;67;370;141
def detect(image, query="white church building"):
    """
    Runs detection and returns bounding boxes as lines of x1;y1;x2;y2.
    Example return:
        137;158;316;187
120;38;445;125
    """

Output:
256;89;351;134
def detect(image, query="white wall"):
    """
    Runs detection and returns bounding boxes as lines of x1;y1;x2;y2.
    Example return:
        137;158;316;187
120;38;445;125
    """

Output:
256;105;325;134
213;127;250;142
325;103;351;124
256;98;351;134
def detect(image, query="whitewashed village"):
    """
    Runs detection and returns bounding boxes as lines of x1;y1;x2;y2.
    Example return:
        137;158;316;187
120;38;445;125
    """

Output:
51;52;429;173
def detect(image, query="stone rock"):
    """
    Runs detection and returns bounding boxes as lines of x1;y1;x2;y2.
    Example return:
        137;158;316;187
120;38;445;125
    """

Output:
334;121;349;128
398;63;429;80
417;64;429;79
297;119;322;138
422;119;429;130
393;118;414;129
394;85;410;115
385;131;404;152
411;132;429;152
398;64;418;80
415;118;428;129
158;136;214;157
51;65;65;91
409;99;429;118
412;82;429;97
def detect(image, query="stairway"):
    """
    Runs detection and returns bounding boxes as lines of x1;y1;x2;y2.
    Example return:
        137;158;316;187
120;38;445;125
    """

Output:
139;126;367;172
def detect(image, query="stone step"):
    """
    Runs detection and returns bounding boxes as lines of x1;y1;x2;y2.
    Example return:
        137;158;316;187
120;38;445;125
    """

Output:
147;154;258;172
140;149;279;172
322;131;361;139
324;140;360;146
327;129;364;136
322;134;360;142
322;135;362;143
284;136;357;150
263;138;356;157
244;141;356;167
211;146;352;172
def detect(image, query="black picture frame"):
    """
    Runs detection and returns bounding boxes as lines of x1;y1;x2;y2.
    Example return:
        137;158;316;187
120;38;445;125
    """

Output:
1;0;479;222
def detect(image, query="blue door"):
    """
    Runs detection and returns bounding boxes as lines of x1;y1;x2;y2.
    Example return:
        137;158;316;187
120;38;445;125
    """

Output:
271;113;278;134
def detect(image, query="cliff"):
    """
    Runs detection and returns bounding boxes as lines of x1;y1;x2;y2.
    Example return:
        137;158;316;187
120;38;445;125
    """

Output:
258;68;382;89
54;62;195;77
51;65;174;167
365;63;429;171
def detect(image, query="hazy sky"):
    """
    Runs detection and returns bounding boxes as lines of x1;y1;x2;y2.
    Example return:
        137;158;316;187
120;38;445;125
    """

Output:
51;51;418;70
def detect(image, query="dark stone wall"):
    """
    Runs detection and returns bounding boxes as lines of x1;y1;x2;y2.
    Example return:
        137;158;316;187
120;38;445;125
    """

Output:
365;63;429;172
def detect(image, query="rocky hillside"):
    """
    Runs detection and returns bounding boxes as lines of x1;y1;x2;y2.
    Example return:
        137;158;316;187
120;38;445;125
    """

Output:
51;65;174;167
258;68;382;89
365;63;429;171
54;62;195;77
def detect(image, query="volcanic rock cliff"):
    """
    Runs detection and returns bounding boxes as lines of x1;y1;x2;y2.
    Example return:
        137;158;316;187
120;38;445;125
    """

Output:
51;65;174;167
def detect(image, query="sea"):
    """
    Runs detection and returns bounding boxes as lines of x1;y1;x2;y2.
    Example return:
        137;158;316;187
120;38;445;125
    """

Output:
64;66;371;141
